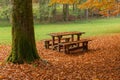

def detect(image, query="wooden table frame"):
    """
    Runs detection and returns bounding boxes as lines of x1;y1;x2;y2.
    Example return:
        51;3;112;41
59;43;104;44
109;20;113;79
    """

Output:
48;31;85;50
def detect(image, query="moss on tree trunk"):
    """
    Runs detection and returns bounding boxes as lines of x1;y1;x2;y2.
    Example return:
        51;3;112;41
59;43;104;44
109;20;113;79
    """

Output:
7;0;40;64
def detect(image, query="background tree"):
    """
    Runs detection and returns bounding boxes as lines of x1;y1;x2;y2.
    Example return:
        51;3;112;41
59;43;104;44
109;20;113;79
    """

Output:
0;0;11;21
7;0;40;63
51;3;57;22
38;0;51;22
63;4;69;21
50;0;78;21
78;0;120;17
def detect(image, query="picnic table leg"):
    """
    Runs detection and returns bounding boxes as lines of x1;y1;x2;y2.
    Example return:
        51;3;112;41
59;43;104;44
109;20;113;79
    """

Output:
66;45;70;54
57;36;62;52
77;34;80;47
65;38;70;42
71;34;74;41
52;36;55;50
83;42;88;51
77;34;80;41
58;36;62;43
71;34;74;47
57;45;60;52
45;41;50;49
63;45;66;53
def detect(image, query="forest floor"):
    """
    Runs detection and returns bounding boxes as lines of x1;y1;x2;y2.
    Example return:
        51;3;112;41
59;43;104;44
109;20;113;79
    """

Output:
0;34;120;80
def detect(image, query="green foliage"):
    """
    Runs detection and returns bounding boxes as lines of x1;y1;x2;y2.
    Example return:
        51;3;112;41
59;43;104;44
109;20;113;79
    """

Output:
0;0;11;20
0;6;11;19
0;0;89;22
33;4;40;19
33;2;53;21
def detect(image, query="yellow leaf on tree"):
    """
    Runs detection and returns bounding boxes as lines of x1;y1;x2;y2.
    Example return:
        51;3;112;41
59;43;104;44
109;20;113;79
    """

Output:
78;0;120;16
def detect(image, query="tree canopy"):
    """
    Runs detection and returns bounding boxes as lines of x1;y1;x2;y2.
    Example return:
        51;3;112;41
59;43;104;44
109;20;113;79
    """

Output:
50;0;78;5
78;0;120;16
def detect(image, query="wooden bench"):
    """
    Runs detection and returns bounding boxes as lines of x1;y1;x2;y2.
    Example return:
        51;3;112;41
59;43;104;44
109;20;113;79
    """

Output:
43;37;70;49
57;39;92;53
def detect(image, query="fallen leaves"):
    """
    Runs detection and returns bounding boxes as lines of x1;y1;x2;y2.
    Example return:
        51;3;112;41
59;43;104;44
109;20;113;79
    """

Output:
0;75;5;79
0;34;120;80
92;79;99;80
0;62;2;65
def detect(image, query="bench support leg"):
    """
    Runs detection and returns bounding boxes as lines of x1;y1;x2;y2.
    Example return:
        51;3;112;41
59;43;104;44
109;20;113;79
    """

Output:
45;41;50;49
57;45;61;52
66;45;69;54
63;45;69;54
63;45;66;53
82;42;88;51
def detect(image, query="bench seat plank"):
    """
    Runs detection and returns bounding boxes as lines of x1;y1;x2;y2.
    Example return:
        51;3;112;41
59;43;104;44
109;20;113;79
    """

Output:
43;37;71;49
59;39;91;46
58;39;92;53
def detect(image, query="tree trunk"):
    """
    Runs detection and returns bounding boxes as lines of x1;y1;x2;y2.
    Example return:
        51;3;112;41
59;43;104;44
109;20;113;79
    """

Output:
63;4;69;21
84;9;89;19
52;4;57;22
7;0;40;64
73;4;77;12
73;4;75;11
39;0;49;22
39;0;44;22
78;0;82;19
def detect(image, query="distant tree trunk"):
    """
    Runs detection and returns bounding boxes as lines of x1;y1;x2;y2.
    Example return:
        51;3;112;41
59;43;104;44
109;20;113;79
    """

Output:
52;4;57;22
84;9;89;19
63;4;69;21
2;0;10;21
73;4;75;11
73;4;77;12
39;0;44;22
78;9;82;19
78;0;82;19
38;0;50;22
116;0;119;16
7;0;40;64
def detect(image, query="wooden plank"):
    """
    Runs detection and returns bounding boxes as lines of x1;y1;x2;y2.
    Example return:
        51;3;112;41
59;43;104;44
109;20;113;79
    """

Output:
43;37;71;42
59;39;91;46
43;37;71;49
48;31;85;37
58;39;92;53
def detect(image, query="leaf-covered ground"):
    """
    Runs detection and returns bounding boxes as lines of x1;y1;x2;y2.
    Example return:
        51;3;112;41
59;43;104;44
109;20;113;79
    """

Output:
0;34;120;80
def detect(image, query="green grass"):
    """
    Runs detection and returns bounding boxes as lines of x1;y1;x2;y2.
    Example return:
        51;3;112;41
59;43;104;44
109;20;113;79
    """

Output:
0;17;120;44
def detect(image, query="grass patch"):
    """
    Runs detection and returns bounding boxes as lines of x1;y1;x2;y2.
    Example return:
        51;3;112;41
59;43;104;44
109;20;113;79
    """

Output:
0;17;120;44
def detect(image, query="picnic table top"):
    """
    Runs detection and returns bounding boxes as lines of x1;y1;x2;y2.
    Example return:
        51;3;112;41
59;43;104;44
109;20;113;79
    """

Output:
48;31;85;37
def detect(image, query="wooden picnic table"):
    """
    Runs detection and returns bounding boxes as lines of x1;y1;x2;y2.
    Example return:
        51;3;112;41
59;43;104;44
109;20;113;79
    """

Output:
48;31;85;50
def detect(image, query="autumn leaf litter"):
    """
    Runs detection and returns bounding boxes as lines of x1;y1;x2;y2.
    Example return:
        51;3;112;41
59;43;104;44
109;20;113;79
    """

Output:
0;34;120;80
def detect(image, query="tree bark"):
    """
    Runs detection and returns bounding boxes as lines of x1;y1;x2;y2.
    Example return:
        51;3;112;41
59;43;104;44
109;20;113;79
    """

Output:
39;0;43;22
84;9;89;19
52;4;57;22
7;0;40;64
63;4;69;21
